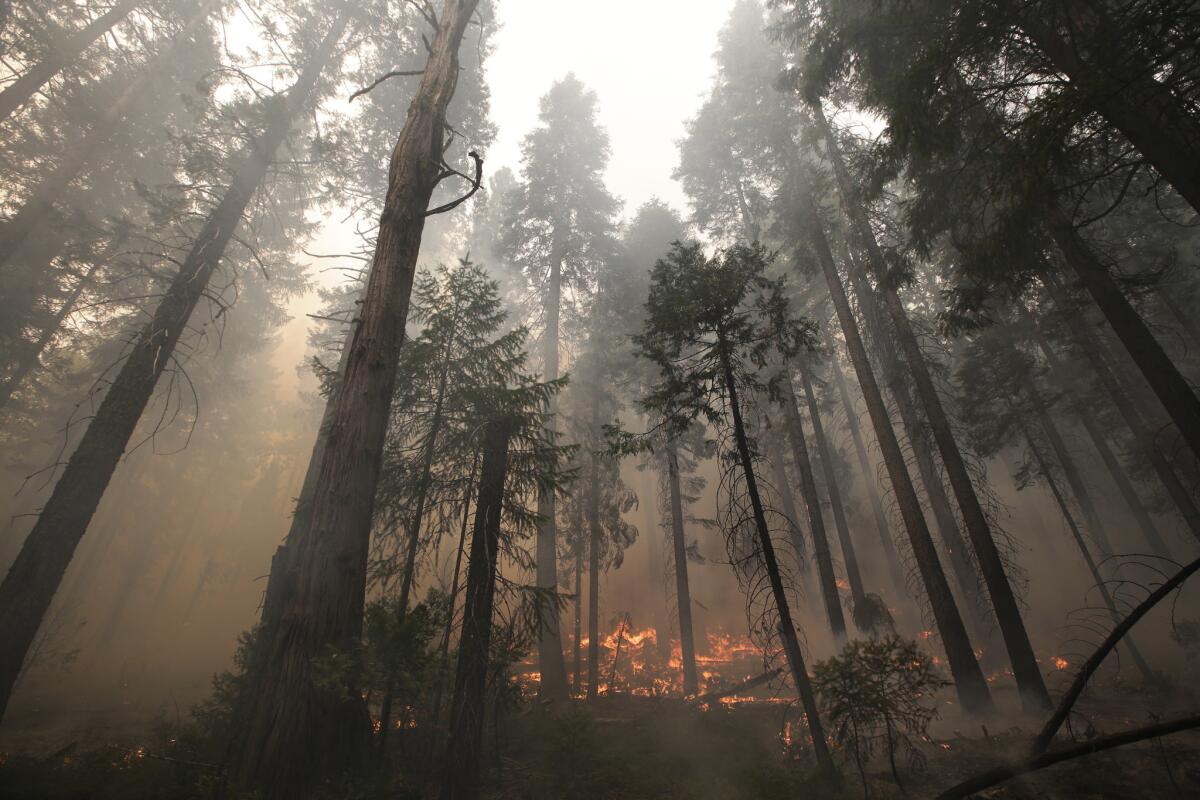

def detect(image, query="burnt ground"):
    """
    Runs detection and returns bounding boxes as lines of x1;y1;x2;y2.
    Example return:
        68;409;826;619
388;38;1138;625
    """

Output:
1;681;1198;799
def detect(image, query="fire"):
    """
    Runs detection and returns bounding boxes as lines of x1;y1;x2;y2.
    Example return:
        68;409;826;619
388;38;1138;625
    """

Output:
919;629;933;640
1053;656;1069;670
835;579;850;590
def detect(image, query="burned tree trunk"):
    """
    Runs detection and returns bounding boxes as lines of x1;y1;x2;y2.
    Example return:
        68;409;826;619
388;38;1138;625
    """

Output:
667;441;699;696
717;340;833;769
229;4;479;794
839;241;983;613
797;186;993;714
572;507;583;696
0;11;349;724
440;415;516;800
780;373;847;641
0;0;143;122
829;351;908;598
815;103;1049;711
798;360;869;616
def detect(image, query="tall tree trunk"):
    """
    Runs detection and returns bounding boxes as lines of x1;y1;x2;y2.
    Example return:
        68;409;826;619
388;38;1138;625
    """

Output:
440;415;515;800
829;350;908;598
536;246;569;700
1021;427;1156;684
428;455;477;750
640;466;670;660
1032;395;1114;557
571;506;583;696
1018;13;1200;216
666;442;699;696
838;239;982;613
0;258;100;410
586;450;601;702
766;438;809;570
815;103;1049;711
1045;206;1200;464
230;6;478;794
717;339;833;769
797;359;869;614
1026;310;1171;558
796;185;994;714
1043;275;1200;544
780;373;847;641
0;0;143;122
0;12;348;725
0;3;214;271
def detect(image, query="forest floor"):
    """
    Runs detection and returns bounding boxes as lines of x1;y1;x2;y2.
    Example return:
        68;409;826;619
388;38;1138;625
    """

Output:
1;683;1199;798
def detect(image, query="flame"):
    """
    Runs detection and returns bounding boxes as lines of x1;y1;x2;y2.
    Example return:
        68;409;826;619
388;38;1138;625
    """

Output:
835;578;850;590
919;629;933;640
1053;656;1069;670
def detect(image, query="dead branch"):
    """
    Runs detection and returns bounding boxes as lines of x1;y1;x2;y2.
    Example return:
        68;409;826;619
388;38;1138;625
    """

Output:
935;714;1200;799
1032;555;1200;754
692;667;782;704
349;69;424;102
424;150;482;216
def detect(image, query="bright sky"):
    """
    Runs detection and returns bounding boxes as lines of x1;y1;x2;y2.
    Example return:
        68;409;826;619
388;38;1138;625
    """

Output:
483;0;736;218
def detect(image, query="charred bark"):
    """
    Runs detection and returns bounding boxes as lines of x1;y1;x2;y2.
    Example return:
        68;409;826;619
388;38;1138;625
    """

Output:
815;103;1049;711
667;441;699;696
440;415;516;800
829;351;908;599
229;5;478;794
797;186;993;714
718;338;833;769
780;373;847;641
798;360;869;614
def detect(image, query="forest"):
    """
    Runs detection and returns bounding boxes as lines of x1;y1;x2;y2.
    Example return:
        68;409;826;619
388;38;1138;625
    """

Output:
1;0;1200;797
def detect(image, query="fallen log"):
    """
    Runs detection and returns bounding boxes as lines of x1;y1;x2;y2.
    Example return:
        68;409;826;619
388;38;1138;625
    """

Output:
936;714;1200;799
691;668;783;704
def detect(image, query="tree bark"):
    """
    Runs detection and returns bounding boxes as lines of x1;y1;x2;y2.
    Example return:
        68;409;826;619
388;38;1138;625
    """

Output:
798;359;869;613
0;0;143;122
780;373;847;641
1018;12;1200;216
718;338;833;769
839;240;983;613
535;243;569;701
815;102;1049;711
571;505;583;696
667;441;699;696
0;11;348;725
796;186;993;714
829;350;908;598
440;415;516;800
0;3;215;271
766;439;809;571
640;467;670;660
1046;205;1200;465
229;5;478;794
1026;309;1171;558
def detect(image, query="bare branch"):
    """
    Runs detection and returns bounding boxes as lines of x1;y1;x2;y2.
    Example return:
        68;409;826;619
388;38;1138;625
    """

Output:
424;150;483;217
349;69;424;102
